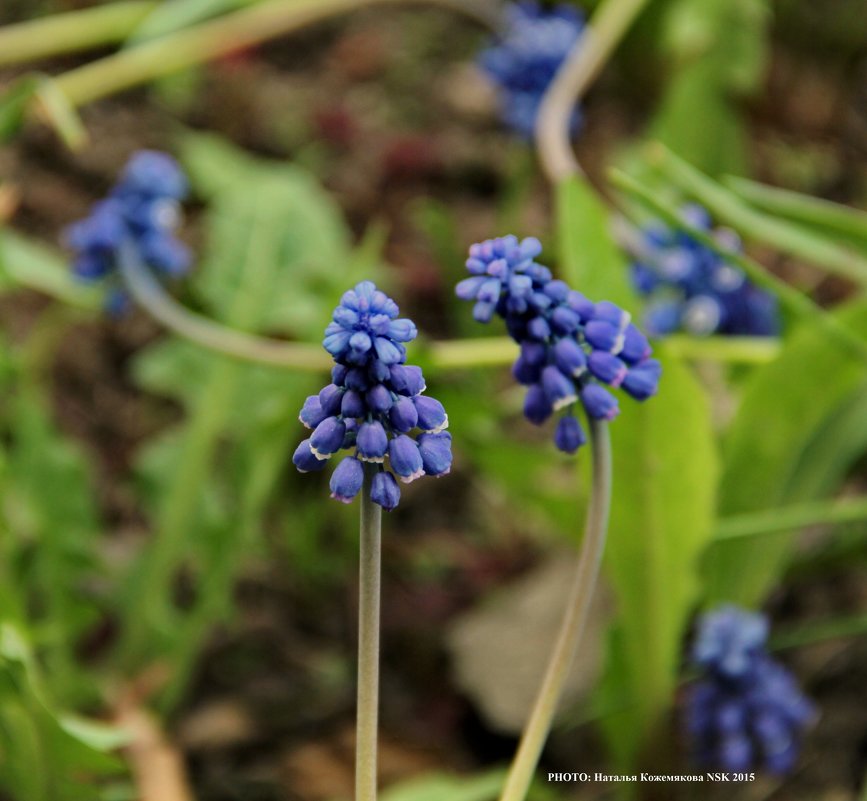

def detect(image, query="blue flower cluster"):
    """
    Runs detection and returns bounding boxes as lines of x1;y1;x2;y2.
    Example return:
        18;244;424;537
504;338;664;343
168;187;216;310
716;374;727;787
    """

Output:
687;605;816;775
293;282;452;510
65;150;191;309
456;235;660;453
630;205;780;338
479;1;584;138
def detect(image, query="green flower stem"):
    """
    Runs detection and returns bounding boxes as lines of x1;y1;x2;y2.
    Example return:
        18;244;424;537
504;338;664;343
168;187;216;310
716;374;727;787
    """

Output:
118;248;328;371
610;167;867;364
357;466;383;801
49;0;497;109
0;2;157;67
662;335;780;364
723;175;867;249
535;0;652;183
647;145;867;285
499;420;612;801
714;495;867;541
121;254;779;375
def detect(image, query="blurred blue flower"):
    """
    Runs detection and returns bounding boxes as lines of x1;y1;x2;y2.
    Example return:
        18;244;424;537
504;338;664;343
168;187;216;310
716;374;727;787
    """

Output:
65;150;191;308
629;205;780;338
457;235;661;453
687;605;816;775
294;282;451;509
479;1;584;138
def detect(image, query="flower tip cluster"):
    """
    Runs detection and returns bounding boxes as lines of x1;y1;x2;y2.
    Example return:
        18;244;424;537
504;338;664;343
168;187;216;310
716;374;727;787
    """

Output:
479;2;584;138
687;605;816;775
65;150;191;306
457;235;661;454
294;282;451;510
630;204;780;338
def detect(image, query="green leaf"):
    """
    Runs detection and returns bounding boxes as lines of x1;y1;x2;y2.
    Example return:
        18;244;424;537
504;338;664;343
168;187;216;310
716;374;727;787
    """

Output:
648;0;770;176
127;0;252;45
599;350;718;769
556;175;638;312
0;75;39;142
381;771;506;801
705;297;867;605
0;623;122;801
0;228;101;308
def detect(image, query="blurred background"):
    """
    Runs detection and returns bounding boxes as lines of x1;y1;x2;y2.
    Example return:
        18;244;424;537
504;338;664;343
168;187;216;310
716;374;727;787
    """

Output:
1;0;867;799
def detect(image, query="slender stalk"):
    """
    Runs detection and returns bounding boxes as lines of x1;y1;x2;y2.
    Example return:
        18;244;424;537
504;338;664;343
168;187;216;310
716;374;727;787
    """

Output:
714;495;867;541
121;252;779;376
50;0;498;109
357;466;383;801
499;420;612;801
0;2;157;67
535;0;652;183
118;246;328;371
662;335;780;364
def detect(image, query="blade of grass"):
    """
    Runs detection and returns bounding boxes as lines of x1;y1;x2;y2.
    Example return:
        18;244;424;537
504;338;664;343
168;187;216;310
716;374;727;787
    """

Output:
610;167;867;364
647;144;867;284
723;175;867;250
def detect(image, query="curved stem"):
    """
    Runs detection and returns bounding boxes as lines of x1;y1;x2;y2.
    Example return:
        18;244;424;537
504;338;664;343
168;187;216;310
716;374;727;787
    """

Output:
535;0;652;183
52;0;499;108
118;244;329;371
498;420;612;801
356;467;383;801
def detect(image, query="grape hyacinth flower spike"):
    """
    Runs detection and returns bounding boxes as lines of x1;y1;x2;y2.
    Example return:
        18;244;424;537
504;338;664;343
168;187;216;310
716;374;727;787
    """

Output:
629;204;780;338
457;236;659;801
293;281;452;510
294;282;450;801
456;235;661;454
687;605;816;775
478;1;584;139
65;150;191;312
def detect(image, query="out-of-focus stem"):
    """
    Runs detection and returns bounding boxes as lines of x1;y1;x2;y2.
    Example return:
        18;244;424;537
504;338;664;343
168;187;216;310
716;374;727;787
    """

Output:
0;2;157;67
51;0;498;108
535;0;652;183
118;244;328;371
498;420;612;801
356;467;383;801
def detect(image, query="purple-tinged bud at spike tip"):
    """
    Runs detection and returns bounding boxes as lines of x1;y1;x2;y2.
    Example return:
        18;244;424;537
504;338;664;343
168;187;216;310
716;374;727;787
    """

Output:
388;435;424;483
330;456;364;503
370;470;401;510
